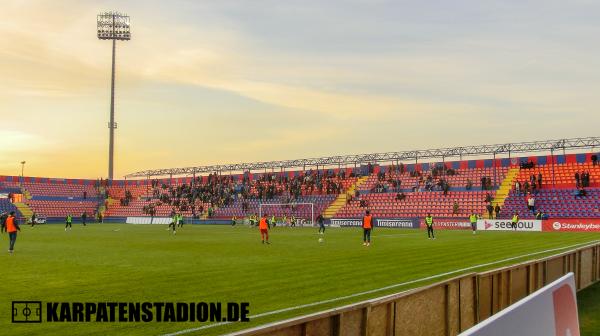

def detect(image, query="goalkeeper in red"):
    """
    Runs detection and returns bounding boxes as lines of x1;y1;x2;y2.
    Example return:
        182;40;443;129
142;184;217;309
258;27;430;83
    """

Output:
259;214;270;244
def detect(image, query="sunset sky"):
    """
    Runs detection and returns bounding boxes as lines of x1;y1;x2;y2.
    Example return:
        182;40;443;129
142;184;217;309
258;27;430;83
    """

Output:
1;0;599;179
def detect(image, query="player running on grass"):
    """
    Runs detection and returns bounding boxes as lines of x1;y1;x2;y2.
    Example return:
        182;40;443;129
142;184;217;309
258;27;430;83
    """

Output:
168;213;177;234
5;211;20;253
511;212;519;230
65;214;73;231
317;214;325;234
249;213;258;227
362;210;373;246
282;215;288;227
259;214;270;244
0;212;8;233
30;212;37;227
469;212;478;234
425;213;435;239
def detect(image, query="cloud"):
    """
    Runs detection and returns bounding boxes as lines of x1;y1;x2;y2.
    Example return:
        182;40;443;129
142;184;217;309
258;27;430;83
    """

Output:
2;0;600;178
0;130;51;155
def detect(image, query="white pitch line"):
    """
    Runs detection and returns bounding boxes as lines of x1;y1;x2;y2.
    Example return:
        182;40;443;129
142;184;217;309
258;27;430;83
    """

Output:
373;233;420;238
161;239;599;336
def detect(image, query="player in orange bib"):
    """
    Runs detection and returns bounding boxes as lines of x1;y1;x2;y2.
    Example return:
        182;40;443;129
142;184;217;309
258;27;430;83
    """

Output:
5;212;21;254
362;210;373;246
259;214;270;244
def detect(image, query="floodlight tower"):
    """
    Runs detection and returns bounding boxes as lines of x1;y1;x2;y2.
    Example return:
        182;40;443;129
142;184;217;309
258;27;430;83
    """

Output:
97;11;130;180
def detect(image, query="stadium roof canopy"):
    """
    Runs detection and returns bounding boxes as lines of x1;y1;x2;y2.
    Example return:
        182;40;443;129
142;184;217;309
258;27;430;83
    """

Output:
125;136;600;178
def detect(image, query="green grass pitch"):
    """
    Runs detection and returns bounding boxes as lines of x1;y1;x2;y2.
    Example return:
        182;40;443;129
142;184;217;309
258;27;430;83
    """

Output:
2;224;599;336
577;281;600;335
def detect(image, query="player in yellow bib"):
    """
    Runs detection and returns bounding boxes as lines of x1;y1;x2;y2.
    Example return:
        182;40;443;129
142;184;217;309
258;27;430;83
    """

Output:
469;213;478;234
425;214;435;239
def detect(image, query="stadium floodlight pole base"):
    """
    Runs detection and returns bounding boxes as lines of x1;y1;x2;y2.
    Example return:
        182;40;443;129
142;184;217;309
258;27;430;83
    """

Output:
258;202;315;227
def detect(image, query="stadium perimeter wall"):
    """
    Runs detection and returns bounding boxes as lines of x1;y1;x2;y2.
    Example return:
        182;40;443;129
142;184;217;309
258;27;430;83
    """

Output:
231;241;600;336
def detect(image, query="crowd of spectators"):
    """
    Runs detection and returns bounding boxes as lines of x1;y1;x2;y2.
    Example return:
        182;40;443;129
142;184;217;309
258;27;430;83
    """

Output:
514;173;543;195
413;174;451;194
122;169;357;217
119;190;133;206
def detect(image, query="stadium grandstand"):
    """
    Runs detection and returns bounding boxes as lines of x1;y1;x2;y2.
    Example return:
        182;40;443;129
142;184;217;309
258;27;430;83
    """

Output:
2;137;599;224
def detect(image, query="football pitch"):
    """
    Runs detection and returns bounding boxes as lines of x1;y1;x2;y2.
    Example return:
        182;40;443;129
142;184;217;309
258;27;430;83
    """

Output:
2;224;599;336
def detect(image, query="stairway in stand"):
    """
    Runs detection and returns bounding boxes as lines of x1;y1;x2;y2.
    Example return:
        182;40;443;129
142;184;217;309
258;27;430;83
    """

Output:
14;202;33;220
322;176;369;218
488;167;519;218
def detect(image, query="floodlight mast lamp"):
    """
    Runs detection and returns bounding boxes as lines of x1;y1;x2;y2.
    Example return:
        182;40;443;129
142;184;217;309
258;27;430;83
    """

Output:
97;11;130;180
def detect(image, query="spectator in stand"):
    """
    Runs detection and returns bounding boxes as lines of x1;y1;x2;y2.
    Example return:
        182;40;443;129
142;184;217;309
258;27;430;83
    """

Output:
485;193;492;203
575;171;581;188
530;174;536;188
535;210;545;220
523;181;530;194
486;203;494;219
527;194;535;212
515;181;521;195
537;173;542;189
592;154;598;166
573;188;587;198
442;181;450;195
480;177;486;191
494;204;501;219
396;192;406;201
453;201;459;214
466;179;473;190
